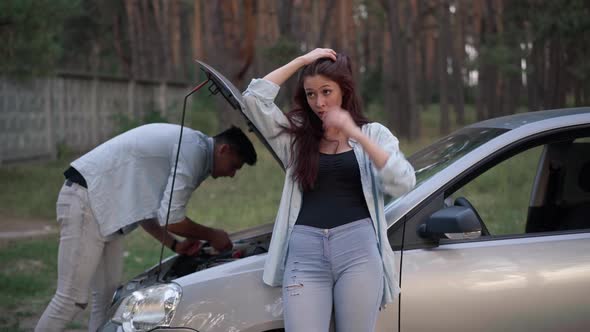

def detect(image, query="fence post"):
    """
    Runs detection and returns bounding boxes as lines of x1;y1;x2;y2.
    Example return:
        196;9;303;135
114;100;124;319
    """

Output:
0;79;4;165
57;77;65;147
159;82;167;117
128;80;135;119
90;75;99;147
44;78;57;160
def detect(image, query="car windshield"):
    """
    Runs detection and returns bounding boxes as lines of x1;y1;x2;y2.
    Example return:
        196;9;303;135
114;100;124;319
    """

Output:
409;127;509;185
385;127;509;205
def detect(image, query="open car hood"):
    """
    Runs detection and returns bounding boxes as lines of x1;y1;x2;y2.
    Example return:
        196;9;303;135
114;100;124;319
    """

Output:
197;61;284;171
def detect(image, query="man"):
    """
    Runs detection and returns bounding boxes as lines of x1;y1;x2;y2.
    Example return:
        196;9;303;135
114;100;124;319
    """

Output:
35;123;257;331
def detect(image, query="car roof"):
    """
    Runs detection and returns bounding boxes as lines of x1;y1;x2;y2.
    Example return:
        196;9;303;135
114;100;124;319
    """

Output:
467;107;590;130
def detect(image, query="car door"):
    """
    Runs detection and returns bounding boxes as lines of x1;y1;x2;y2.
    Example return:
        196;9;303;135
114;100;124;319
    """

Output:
397;127;590;331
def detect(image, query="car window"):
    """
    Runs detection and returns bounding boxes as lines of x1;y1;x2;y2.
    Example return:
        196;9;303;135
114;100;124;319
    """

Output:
448;134;590;237
451;147;542;235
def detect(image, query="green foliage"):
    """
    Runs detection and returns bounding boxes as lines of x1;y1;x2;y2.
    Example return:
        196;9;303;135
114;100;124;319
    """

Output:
263;37;300;69
454;147;542;235
185;94;220;135
187;139;284;232
0;158;70;219
112;110;169;135
475;0;590;85
361;68;383;106
56;142;76;160
112;93;220;137
0;0;82;77
0;239;58;305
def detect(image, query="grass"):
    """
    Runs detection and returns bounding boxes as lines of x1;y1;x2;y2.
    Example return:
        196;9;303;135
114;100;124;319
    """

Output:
186;140;284;232
1;103;537;329
0;158;71;219
454;146;543;235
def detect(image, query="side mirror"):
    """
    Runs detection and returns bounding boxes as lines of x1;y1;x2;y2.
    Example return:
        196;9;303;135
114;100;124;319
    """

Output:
418;206;482;241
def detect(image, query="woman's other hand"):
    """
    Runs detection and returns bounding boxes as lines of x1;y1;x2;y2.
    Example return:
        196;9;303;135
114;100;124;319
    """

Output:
322;107;362;139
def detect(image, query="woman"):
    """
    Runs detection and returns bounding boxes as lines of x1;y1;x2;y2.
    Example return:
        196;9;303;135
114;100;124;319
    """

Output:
242;48;415;331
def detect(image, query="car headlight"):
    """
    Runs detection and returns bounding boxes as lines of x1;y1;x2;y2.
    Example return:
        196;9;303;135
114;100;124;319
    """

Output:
112;283;182;332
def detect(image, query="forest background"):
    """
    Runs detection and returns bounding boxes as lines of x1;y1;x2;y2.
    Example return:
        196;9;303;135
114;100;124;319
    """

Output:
0;0;589;330
3;0;590;139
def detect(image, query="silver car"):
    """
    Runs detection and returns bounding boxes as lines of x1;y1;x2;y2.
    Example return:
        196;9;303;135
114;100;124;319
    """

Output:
98;63;590;332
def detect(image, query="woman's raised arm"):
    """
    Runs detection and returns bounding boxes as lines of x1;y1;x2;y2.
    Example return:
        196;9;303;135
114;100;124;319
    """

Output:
263;48;337;86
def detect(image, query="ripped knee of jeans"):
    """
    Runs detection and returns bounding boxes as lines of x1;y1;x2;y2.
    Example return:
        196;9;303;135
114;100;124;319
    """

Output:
284;261;304;296
75;302;88;310
285;283;303;296
285;278;303;297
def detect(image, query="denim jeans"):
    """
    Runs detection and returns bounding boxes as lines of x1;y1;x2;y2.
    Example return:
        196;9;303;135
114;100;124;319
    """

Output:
35;181;124;332
282;218;384;332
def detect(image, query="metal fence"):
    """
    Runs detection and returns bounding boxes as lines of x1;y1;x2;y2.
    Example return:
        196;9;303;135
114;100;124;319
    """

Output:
0;73;189;164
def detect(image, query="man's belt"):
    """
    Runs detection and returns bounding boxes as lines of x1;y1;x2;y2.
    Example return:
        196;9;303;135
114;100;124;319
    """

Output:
64;166;88;188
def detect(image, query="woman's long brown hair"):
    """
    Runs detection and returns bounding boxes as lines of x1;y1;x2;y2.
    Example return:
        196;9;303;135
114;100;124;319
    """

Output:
281;54;369;192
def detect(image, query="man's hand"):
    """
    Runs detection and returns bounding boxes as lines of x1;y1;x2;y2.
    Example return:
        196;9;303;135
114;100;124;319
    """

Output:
174;239;204;256
208;228;233;252
166;218;233;252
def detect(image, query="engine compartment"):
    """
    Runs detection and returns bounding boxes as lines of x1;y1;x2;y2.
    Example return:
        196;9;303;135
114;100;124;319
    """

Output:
163;231;271;281
109;229;273;307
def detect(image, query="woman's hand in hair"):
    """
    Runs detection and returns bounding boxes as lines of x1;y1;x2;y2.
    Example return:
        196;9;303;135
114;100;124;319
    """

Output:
299;48;337;65
263;48;336;86
322;107;362;139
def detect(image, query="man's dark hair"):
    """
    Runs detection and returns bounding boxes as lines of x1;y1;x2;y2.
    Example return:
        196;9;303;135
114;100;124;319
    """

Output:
214;126;257;165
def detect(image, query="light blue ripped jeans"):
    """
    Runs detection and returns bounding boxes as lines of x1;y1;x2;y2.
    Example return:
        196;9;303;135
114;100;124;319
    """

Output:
282;218;383;332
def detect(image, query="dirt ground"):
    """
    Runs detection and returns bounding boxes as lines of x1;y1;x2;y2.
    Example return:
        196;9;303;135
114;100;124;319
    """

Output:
0;215;57;245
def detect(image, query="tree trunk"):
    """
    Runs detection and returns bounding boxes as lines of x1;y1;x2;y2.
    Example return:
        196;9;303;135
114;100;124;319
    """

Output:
382;29;394;129
152;0;170;79
236;0;256;83
254;0;279;76
473;0;486;120
192;0;204;61
278;0;294;37
406;0;420;139
169;0;182;78
317;0;337;46
453;0;466;125
438;0;451;135
113;13;130;75
137;0;150;79
547;38;566;109
526;39;541;111
382;0;404;136
417;0;433;110
478;0;500;120
124;0;138;78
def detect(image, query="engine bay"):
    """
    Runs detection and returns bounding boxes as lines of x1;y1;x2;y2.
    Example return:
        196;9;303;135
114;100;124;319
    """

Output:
163;231;271;281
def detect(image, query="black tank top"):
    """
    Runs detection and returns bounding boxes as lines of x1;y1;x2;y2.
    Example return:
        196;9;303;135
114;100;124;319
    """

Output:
296;150;371;229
